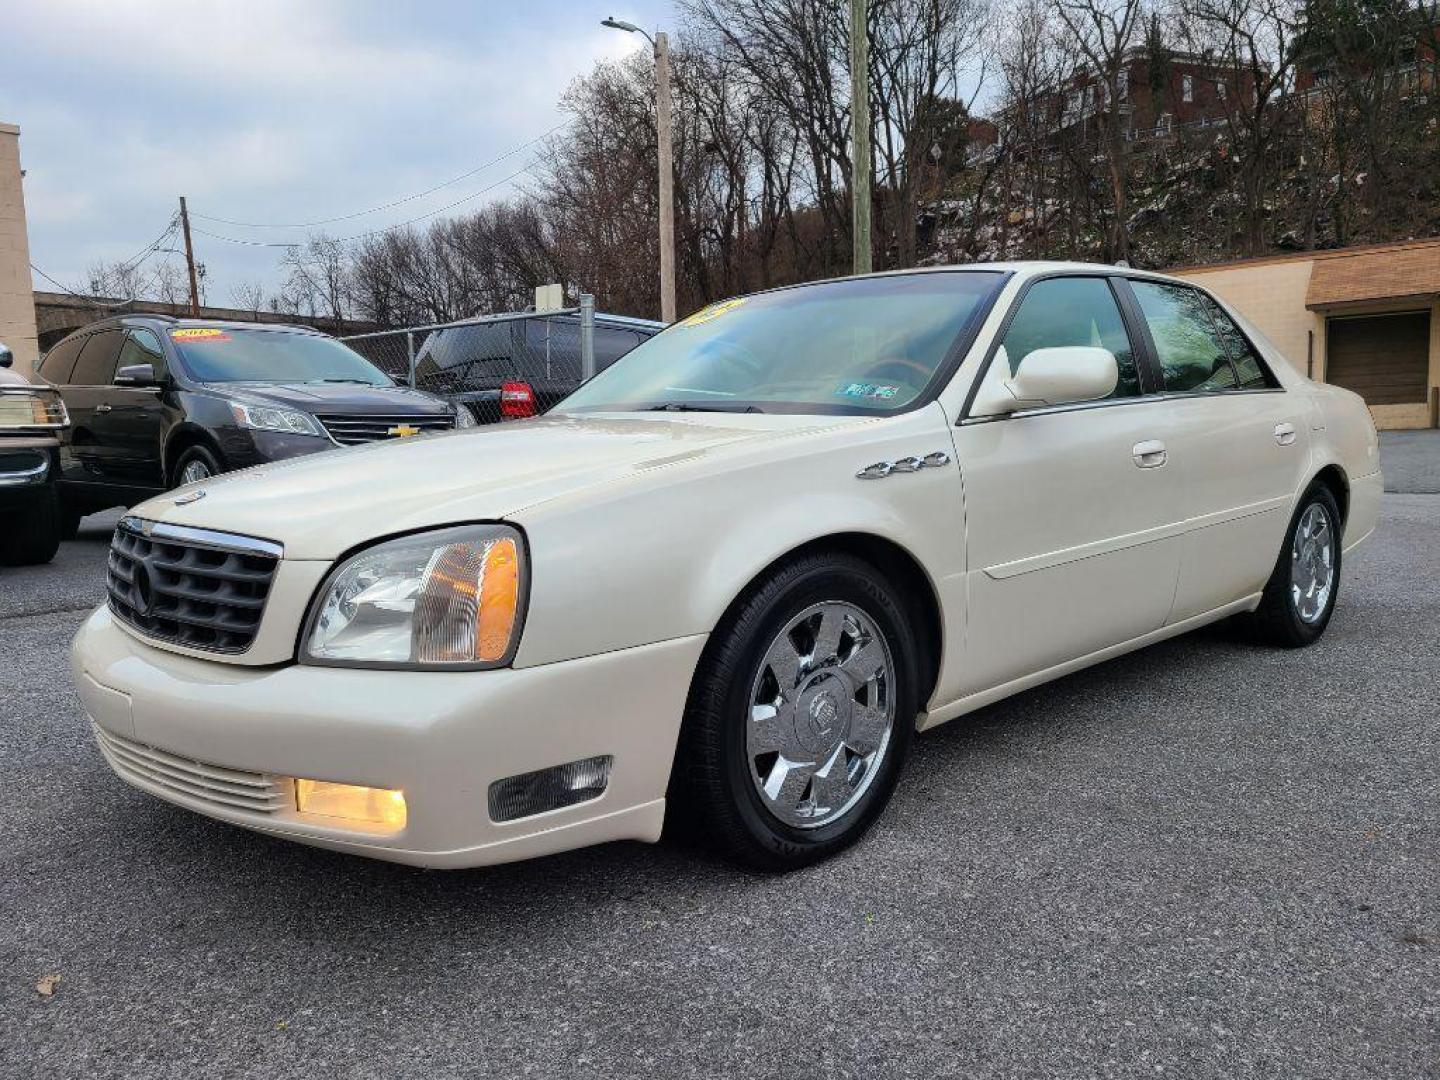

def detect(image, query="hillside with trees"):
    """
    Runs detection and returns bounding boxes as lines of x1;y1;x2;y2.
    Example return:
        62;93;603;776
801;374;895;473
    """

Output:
89;0;1440;325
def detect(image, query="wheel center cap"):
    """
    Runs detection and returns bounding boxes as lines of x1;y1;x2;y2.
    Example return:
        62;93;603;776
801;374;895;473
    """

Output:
793;674;850;754
808;691;840;738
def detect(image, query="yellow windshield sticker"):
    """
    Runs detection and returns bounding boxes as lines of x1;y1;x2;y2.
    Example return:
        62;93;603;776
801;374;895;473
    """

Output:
677;298;746;328
171;328;230;341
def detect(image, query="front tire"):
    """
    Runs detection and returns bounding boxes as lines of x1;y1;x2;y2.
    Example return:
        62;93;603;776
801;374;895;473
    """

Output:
0;484;62;566
170;445;223;489
1249;482;1343;647
670;553;919;871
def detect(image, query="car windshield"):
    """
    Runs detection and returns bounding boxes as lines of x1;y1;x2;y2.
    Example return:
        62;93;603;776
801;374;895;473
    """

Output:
168;328;391;385
555;271;1004;415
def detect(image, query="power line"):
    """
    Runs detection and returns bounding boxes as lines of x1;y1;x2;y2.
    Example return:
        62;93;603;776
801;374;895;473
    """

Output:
336;160;538;243
189;158;538;249
113;214;180;273
30;262;140;309
190;226;302;248
190;120;571;230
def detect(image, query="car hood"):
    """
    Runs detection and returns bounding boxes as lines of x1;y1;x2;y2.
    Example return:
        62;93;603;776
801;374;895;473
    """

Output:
130;412;859;560
202;381;452;414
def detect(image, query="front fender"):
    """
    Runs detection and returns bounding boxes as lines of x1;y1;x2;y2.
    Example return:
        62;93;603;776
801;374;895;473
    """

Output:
510;405;966;669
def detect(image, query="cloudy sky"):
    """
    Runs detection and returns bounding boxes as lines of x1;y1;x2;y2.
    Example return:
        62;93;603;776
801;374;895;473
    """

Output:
3;0;673;306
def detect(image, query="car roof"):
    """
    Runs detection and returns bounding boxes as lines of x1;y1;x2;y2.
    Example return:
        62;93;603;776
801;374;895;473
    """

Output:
65;315;325;336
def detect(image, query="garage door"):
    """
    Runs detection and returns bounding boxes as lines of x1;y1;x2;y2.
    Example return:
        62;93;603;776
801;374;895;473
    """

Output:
1325;312;1430;405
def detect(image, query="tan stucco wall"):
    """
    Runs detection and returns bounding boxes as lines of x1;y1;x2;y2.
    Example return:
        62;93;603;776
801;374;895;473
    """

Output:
0;122;40;378
1175;256;1439;430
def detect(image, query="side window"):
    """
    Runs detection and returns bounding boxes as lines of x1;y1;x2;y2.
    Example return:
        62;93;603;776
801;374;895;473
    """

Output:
1199;296;1276;389
1130;281;1238;392
998;276;1142;398
68;330;126;386
116;328;167;381
38;335;86;384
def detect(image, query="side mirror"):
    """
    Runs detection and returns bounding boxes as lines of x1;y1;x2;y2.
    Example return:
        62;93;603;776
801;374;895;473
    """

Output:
971;345;1119;415
115;363;161;388
0;343;12;368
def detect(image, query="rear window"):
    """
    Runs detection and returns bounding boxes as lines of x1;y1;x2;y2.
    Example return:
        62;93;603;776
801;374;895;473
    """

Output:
69;330;127;386
39;335;86;384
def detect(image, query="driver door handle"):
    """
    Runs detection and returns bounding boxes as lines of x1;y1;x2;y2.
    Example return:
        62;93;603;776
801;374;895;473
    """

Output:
1274;422;1297;446
94;403;113;414
1132;439;1167;469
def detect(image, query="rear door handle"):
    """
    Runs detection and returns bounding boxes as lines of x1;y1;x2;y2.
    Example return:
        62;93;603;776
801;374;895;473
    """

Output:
1274;422;1297;446
94;403;113;414
1132;439;1167;468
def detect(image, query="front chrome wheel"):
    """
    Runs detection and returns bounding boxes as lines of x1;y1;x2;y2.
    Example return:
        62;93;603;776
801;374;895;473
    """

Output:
1290;502;1335;624
746;600;896;830
180;460;213;485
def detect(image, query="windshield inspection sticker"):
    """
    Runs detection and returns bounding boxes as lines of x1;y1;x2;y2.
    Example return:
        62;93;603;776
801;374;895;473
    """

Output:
170;328;231;342
836;382;901;400
677;297;746;328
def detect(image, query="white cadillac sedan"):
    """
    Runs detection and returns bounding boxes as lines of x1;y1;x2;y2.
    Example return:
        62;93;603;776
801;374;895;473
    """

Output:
71;264;1382;871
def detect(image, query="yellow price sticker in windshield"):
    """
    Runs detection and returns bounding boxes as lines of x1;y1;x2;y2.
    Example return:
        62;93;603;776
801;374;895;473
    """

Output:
171;328;230;342
677;298;746;328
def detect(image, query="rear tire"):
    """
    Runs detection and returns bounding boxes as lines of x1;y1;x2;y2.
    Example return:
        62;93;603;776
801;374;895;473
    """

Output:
0;484;62;566
1249;482;1342;647
170;445;223;489
669;553;919;871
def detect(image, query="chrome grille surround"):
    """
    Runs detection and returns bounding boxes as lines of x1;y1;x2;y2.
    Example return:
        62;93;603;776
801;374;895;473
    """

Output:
107;517;281;654
94;725;290;815
315;413;455;446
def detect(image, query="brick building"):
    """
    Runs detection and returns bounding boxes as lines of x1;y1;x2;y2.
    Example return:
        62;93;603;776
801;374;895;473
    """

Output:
1023;47;1257;146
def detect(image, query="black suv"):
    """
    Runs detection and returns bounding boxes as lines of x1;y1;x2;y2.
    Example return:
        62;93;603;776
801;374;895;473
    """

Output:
406;312;663;421
37;316;468;525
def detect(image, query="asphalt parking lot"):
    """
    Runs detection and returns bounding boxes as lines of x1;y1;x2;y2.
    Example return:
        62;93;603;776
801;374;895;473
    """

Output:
2;495;1437;1080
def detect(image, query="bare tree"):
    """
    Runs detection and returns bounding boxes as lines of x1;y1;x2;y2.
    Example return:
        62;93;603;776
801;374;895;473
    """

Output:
228;279;266;317
1053;0;1146;260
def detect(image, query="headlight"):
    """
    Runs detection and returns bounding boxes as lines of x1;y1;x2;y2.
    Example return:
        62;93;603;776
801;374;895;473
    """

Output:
301;524;525;669
0;388;68;429
453;404;477;428
228;400;325;437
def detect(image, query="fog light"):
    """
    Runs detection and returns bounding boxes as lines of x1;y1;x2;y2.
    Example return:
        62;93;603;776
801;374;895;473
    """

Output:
295;779;407;829
488;755;612;823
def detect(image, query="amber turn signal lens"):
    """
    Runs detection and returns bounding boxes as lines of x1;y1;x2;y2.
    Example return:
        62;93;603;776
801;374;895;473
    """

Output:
295;779;407;829
476;536;520;662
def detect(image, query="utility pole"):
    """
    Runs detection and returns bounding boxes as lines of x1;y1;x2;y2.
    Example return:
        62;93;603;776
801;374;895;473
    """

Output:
178;196;200;316
849;0;872;275
655;31;677;323
602;18;677;323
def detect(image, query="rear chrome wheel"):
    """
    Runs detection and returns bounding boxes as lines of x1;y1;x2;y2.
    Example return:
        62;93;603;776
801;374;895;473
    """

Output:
1250;481;1343;647
747;601;896;830
1290;503;1335;623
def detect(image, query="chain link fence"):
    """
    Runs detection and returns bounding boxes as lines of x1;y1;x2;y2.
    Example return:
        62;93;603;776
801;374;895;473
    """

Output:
341;296;613;425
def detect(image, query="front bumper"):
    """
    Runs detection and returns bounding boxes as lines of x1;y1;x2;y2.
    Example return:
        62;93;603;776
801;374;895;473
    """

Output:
72;605;706;868
0;443;58;506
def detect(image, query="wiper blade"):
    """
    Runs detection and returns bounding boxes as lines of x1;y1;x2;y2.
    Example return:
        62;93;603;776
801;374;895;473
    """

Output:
313;378;376;384
646;402;763;413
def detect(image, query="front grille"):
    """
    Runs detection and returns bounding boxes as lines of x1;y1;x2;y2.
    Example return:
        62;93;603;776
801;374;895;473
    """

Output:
107;518;279;654
315;413;454;446
94;725;289;815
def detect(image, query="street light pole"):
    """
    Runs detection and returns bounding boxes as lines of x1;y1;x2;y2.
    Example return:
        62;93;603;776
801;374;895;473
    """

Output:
849;0;872;275
654;31;676;324
602;17;677;323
